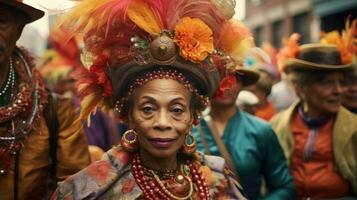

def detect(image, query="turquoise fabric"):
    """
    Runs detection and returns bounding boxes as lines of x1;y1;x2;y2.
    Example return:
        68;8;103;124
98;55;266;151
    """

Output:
192;110;295;200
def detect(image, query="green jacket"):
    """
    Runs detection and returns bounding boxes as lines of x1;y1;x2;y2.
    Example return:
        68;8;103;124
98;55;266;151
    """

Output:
270;102;357;195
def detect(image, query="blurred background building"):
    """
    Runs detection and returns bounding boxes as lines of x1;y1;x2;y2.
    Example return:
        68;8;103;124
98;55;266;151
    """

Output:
243;0;357;47
16;0;357;57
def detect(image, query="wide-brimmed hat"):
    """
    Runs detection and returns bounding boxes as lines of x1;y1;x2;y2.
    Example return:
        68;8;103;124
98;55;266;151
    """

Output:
284;44;355;73
0;0;44;23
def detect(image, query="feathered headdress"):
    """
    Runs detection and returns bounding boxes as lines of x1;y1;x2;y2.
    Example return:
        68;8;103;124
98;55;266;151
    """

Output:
39;26;81;86
60;0;254;122
320;19;357;64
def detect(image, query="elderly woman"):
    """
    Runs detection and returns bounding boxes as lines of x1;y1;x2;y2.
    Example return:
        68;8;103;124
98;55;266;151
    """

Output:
270;43;357;199
51;0;253;199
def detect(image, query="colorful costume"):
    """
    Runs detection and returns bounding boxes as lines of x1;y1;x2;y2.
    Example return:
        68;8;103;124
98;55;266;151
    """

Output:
193;110;295;200
52;146;245;199
271;102;357;197
0;48;90;200
51;0;259;199
271;22;357;198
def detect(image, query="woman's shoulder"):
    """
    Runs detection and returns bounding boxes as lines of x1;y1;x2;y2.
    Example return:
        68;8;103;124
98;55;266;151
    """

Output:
53;146;132;199
194;153;247;200
238;111;273;132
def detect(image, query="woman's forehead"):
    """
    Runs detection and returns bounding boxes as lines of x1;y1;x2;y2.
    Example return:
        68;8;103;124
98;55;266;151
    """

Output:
134;79;191;99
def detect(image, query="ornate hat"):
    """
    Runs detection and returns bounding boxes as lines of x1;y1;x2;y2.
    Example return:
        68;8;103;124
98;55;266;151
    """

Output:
284;43;355;73
61;0;254;121
278;19;356;73
0;0;44;23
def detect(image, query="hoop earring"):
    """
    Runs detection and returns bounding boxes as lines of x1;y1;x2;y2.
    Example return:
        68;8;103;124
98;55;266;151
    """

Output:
120;130;139;152
182;132;196;154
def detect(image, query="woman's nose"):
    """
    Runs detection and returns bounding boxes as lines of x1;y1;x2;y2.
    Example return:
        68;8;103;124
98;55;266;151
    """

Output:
334;81;344;94
153;110;172;131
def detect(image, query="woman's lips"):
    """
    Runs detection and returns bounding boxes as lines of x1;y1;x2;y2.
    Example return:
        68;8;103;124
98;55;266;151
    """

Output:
149;137;177;148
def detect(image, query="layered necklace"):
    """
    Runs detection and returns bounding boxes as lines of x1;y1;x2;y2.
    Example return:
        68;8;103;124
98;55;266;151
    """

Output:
0;57;15;98
131;153;210;200
0;48;47;175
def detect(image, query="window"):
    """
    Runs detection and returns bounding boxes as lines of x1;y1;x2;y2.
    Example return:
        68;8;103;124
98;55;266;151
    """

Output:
293;12;310;44
272;20;283;48
254;26;264;47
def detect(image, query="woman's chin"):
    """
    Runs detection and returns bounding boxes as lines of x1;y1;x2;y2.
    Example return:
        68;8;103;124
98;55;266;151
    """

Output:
146;147;179;158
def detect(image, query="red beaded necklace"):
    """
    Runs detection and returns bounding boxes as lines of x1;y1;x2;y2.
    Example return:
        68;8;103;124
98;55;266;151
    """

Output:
131;153;210;200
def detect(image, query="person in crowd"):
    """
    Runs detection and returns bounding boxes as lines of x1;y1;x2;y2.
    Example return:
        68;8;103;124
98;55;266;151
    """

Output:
51;0;250;199
270;43;357;199
193;63;295;199
0;1;90;199
244;47;277;121
321;19;357;115
40;27;119;162
250;69;277;121
342;67;357;113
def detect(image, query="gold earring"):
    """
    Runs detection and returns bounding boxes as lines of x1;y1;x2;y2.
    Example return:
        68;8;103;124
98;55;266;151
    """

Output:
182;132;196;154
120;130;139;152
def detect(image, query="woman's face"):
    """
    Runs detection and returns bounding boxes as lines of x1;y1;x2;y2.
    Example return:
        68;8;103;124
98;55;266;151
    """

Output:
129;79;193;158
297;72;345;117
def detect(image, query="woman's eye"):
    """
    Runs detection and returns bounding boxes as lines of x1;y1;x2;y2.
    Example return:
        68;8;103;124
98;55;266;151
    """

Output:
171;107;184;115
320;79;333;86
142;106;154;114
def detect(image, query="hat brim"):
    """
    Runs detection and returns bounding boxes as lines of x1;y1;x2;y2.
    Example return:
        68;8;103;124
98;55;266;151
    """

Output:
109;57;221;102
284;58;354;73
1;1;44;23
236;68;260;86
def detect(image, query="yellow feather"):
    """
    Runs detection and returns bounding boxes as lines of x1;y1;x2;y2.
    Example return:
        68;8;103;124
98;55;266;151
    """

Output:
60;0;110;34
231;37;254;63
83;18;95;34
79;93;100;126
218;20;254;63
127;0;162;35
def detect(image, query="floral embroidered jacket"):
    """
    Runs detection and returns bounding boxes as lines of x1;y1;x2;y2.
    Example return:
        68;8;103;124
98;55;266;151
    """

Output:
51;146;247;200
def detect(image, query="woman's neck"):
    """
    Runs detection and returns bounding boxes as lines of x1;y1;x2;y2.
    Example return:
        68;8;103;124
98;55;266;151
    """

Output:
302;102;330;119
139;149;178;171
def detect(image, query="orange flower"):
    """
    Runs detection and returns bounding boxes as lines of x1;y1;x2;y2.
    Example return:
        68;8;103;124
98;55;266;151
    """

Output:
174;17;214;63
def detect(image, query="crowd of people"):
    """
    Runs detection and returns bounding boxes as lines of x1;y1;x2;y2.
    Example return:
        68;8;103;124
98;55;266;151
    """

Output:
0;0;356;200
